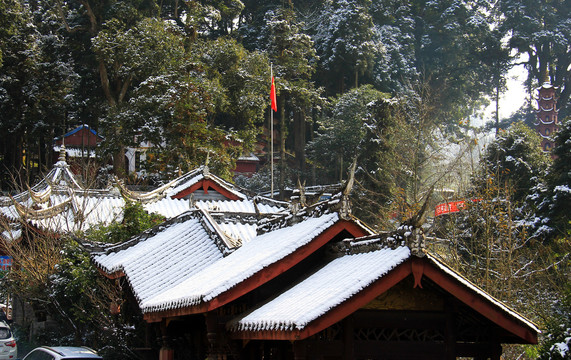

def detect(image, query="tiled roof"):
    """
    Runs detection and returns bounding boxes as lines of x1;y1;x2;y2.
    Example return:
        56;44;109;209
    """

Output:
194;199;287;214
1;162;289;235
143;197;190;219
228;246;411;332
139;213;340;314
0;192;125;233
92;211;225;304
227;244;539;338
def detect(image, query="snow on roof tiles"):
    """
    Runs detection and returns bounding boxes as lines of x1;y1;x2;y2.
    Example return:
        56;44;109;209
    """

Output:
0;193;126;233
195;199;255;213
140;213;340;314
194;199;287;214
143;197;189;219
93;213;224;304
215;221;258;245
229;246;411;332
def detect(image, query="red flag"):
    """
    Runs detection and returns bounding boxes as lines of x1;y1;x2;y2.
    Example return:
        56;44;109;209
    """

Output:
270;76;277;112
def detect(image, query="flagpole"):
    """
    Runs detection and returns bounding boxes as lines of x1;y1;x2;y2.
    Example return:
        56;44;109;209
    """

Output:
270;64;274;198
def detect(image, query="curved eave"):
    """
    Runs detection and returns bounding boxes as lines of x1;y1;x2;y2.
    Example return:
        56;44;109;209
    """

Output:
230;257;539;345
142;219;370;323
98;267;125;280
536;108;559;113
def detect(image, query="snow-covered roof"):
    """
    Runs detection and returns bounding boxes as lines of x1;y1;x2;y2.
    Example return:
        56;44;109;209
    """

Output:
238;153;259;162
194;199;286;214
1;161;289;235
142;197;190;219
536;82;557;91
53;145;97;158
229;246;411;332
225;238;539;339
92;211;225;304
140;212;340;314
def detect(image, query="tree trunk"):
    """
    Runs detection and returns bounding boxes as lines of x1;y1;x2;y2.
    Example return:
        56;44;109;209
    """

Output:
495;82;500;136
293;110;306;177
113;145;126;177
279;95;286;200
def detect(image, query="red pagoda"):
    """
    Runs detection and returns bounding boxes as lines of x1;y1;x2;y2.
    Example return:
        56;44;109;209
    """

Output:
535;79;559;152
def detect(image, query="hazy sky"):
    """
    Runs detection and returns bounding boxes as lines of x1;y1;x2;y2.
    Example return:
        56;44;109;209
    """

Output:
474;63;528;128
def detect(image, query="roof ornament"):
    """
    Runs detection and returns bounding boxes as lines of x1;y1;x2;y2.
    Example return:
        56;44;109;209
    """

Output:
542;65;550;85
202;151;211;178
58;144;67;163
188;193;195;208
291;178;306;214
298;178;306;208
339;158;357;220
402;186;434;257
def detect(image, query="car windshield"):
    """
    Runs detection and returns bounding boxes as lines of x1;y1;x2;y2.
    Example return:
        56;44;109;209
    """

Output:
0;327;11;339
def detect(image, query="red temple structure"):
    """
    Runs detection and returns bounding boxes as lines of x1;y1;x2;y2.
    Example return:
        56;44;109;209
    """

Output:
535;80;559;153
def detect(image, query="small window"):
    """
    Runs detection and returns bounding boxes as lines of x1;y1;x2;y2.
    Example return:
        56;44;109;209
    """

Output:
0;327;10;339
545;128;550;135
545;143;551;150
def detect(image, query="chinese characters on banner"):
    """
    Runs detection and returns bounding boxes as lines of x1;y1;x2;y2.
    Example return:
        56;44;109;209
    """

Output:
0;256;12;271
434;200;467;217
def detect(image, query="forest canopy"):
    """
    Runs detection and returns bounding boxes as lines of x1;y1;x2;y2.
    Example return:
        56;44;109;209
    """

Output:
1;0;568;189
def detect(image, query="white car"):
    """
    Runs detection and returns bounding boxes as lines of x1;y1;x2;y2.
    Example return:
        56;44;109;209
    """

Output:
22;347;102;360
0;321;17;360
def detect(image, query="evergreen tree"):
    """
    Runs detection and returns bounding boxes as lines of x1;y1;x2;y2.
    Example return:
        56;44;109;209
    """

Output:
262;7;321;194
535;118;571;238
498;0;571;119
371;0;507;126
0;1;78;185
309;0;381;94
480;122;550;204
308;85;389;183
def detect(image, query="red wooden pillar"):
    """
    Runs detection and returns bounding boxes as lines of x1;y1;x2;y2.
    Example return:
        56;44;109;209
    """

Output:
343;316;354;360
445;301;457;360
159;319;174;360
490;342;502;360
293;341;306;360
159;347;174;360
205;312;218;360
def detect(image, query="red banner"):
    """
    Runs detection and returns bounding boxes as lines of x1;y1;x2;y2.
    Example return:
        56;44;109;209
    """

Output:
0;256;12;271
434;200;467;217
270;77;277;112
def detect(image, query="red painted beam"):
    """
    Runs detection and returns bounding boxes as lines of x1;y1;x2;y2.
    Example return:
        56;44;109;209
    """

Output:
421;261;538;344
171;179;242;201
98;267;125;280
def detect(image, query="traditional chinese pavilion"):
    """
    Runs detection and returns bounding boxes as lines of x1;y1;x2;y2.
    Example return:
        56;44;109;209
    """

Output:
92;186;539;360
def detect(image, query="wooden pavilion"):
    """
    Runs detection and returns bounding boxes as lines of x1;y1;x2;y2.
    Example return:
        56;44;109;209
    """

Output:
93;184;539;360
